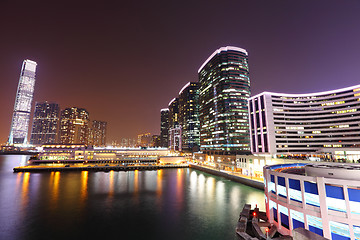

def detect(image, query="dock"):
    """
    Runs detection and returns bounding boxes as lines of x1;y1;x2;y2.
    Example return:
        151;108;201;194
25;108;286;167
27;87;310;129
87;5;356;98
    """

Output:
13;164;189;172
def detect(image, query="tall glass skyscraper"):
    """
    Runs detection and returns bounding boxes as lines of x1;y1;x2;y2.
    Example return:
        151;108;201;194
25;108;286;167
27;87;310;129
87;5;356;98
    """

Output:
160;108;169;147
59;107;90;144
30;102;59;145
178;82;200;152
8;59;37;145
198;46;251;154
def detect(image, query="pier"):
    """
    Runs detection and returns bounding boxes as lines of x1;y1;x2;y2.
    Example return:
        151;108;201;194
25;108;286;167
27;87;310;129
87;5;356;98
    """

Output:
13;164;189;172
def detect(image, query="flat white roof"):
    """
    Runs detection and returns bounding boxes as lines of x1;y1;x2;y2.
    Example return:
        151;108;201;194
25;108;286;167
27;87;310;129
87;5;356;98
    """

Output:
249;83;360;100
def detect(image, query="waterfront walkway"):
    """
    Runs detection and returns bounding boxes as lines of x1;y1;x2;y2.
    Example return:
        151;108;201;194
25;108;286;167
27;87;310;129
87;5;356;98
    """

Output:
189;164;264;190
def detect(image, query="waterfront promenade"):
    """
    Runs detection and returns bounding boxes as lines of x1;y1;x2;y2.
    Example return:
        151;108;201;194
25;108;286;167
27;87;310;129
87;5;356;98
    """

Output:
189;163;264;190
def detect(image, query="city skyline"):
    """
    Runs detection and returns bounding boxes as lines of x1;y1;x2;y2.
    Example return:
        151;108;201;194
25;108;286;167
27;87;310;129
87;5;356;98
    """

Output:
1;0;360;143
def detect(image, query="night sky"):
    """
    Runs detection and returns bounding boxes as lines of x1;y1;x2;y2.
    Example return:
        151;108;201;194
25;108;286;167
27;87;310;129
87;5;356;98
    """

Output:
1;0;360;144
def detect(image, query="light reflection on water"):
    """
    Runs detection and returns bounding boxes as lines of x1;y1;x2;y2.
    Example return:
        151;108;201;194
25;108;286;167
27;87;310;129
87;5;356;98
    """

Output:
0;155;265;240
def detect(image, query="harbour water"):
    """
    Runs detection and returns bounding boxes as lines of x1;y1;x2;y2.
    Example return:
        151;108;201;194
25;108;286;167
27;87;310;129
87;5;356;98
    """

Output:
0;155;265;240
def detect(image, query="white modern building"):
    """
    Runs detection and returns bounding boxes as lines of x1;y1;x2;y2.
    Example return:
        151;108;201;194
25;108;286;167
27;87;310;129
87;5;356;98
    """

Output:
248;85;360;160
264;162;360;240
8;60;37;145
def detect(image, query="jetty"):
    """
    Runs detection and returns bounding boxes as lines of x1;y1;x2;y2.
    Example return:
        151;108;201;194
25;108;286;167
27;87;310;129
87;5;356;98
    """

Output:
13;164;188;172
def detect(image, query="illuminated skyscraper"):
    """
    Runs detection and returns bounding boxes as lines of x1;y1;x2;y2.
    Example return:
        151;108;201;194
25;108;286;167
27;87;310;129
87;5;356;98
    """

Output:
168;98;181;151
178;82;200;152
8;59;37;145
198;46;251;154
59;107;90;144
160;108;169;147
91;120;107;147
30;102;59;145
137;133;152;147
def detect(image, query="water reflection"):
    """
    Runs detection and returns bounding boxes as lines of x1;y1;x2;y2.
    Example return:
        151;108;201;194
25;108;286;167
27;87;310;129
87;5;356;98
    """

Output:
108;170;114;197
21;172;30;210
81;171;88;202
134;170;139;194
156;169;163;197
1;156;266;240
16;172;23;190
49;171;61;210
176;168;183;200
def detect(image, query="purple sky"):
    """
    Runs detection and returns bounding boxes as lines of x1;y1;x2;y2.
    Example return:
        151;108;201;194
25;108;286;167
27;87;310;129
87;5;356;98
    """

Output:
1;0;360;144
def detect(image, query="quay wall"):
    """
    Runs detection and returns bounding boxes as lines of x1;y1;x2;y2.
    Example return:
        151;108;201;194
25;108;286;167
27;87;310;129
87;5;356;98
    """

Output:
189;164;264;190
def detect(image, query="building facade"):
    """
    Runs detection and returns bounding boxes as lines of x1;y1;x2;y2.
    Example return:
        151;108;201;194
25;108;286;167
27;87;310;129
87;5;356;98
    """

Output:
168;98;179;129
248;85;360;159
160;108;169;148
264;162;360;240
8;59;37;145
168;98;181;151
178;82;200;152
151;135;161;147
30;102;59;145
91;120;107;147
198;46;251;154
59;107;90;144
137;133;152;147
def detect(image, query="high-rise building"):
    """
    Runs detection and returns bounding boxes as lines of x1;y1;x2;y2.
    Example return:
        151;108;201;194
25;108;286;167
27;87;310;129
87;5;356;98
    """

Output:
168;98;181;151
59;107;90;144
248;85;360;159
91;120;107;147
198;46;251;154
137;133;152;147
169;126;182;151
30;102;59;145
151;135;161;147
8;59;37;145
160;108;169;147
168;98;179;129
121;138;136;148
178;82;200;152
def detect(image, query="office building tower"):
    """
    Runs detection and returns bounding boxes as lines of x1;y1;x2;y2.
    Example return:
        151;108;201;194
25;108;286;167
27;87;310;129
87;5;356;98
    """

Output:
137;133;152;147
168;98;181;151
178;82;200;152
151;135;161;147
168;98;179;128
169;126;182;151
30;102;59;145
198;46;251;154
59;107;90;144
160;108;169;147
8;59;37;145
249;85;360;160
92;120;107;147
